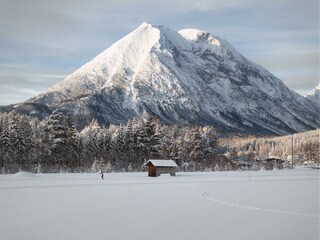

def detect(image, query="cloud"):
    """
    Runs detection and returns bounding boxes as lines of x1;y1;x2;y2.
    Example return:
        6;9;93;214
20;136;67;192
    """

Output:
0;91;29;106
0;84;43;106
248;50;319;96
282;73;319;96
0;65;72;105
252;52;319;73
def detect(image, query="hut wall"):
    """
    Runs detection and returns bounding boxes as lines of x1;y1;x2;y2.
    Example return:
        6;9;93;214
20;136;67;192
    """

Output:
148;165;157;177
156;167;176;176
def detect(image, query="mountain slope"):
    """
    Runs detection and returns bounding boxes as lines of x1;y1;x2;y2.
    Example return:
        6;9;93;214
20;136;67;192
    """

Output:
2;22;319;136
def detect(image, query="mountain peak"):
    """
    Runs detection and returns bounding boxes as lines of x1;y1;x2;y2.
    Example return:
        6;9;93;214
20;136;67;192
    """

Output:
134;21;160;34
134;22;173;37
137;21;160;29
139;21;153;27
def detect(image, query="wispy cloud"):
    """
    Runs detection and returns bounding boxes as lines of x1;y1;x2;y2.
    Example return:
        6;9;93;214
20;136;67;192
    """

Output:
0;65;72;104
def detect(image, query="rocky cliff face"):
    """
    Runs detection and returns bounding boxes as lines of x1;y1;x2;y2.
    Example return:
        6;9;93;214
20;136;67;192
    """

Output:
2;22;319;136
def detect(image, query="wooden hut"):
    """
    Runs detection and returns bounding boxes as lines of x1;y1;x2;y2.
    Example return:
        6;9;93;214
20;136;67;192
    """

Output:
146;159;178;177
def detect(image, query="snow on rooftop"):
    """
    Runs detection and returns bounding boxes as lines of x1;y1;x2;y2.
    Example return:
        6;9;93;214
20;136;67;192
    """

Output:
147;159;178;167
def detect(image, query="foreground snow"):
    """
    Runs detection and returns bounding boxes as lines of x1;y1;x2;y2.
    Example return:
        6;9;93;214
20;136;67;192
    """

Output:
0;168;319;240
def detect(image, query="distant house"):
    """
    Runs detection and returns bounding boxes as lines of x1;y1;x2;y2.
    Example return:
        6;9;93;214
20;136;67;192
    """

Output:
146;159;178;177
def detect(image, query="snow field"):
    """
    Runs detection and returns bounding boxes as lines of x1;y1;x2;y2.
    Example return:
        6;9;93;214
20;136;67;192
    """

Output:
0;168;319;240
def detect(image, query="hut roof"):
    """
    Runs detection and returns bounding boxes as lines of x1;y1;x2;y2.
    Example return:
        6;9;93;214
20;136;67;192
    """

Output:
147;159;178;167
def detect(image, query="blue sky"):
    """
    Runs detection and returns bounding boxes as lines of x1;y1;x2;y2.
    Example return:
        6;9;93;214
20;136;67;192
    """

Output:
0;0;319;105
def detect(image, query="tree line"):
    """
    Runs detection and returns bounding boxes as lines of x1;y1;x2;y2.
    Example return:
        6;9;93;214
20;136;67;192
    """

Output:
220;130;320;165
2;110;317;174
0;110;218;173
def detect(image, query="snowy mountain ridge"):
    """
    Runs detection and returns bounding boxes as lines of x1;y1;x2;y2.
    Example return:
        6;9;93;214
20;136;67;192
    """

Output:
306;84;320;108
1;22;319;136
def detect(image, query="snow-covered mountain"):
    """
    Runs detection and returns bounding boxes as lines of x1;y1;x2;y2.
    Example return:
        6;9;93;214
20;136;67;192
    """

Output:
2;22;319;136
306;84;320;108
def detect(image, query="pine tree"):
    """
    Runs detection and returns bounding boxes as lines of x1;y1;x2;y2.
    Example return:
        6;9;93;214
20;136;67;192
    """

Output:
66;117;79;170
44;110;70;172
132;120;146;165
10;116;28;171
189;126;204;170
149;122;162;159
202;126;218;162
125;120;136;169
74;134;85;171
141;113;152;159
86;130;99;166
0;119;12;172
142;112;159;159
158;125;171;159
113;126;127;170
103;130;113;164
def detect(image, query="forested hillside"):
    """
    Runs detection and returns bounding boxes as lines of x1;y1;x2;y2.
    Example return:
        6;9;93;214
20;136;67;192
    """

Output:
220;130;319;164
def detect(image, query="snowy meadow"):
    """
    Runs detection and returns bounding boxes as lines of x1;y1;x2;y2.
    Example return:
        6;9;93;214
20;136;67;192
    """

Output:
0;168;319;240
